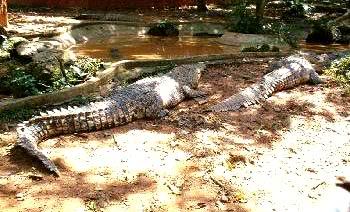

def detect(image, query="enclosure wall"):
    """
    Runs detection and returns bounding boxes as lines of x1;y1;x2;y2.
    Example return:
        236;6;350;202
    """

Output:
9;0;219;9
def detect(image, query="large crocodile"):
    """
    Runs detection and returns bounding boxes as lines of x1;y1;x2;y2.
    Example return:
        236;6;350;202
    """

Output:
16;64;206;176
209;53;340;112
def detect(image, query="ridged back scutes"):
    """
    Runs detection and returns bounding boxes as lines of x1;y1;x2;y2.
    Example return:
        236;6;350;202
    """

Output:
209;53;320;112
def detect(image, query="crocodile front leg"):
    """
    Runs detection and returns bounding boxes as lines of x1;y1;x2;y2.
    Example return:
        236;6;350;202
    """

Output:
182;85;207;104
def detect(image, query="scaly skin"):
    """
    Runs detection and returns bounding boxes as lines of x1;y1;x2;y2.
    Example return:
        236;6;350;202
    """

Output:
16;64;205;176
209;54;325;112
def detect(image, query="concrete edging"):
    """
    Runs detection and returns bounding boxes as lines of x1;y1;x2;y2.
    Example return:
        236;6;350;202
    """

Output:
0;52;288;112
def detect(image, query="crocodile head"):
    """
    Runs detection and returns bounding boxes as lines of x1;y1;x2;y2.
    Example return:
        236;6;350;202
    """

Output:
168;63;205;88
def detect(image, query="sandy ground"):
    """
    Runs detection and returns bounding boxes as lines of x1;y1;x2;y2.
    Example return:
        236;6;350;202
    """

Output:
1;61;350;211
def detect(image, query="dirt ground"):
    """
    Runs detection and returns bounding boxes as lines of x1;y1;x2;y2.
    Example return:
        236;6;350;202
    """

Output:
1;60;350;211
1;8;350;212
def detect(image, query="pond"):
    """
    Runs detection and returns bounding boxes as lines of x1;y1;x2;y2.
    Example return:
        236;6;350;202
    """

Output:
70;35;238;61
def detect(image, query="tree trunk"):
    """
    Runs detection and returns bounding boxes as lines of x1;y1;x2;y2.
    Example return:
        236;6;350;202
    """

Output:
0;0;8;27
255;0;265;21
196;0;207;12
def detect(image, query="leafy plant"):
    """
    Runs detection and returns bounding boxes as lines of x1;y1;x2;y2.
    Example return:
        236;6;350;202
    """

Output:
227;2;263;34
282;0;307;19
241;43;280;52
0;69;41;98
262;22;304;48
325;55;350;94
0;107;38;124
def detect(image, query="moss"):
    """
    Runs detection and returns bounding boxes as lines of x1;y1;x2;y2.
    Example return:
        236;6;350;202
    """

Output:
241;46;259;52
241;44;277;52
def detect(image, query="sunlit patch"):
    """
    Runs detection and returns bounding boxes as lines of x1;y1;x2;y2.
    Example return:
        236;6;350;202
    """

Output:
129;54;164;60
45;130;193;180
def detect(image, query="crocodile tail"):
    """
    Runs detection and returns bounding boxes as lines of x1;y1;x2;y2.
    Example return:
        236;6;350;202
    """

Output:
16;124;60;176
15;101;121;176
209;75;278;112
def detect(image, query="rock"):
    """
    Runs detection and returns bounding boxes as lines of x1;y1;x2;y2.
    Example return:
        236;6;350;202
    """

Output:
190;23;225;37
147;22;179;37
271;46;280;52
218;32;279;47
258;43;270;52
110;48;120;59
0;35;7;45
0;26;7;37
306;25;334;44
220;194;230;203
16;40;62;60
193;32;223;37
337;24;350;44
306;23;350;44
282;4;306;19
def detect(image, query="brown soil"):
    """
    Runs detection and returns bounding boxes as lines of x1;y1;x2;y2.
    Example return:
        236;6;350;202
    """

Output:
1;61;350;211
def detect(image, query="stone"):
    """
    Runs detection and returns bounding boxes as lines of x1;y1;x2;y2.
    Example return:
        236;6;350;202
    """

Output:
147;22;179;36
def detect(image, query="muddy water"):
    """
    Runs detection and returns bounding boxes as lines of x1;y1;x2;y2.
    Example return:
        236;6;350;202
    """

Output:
70;35;238;61
71;33;350;61
299;41;350;52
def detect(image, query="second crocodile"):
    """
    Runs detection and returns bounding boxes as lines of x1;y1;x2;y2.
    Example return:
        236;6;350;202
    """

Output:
208;53;340;112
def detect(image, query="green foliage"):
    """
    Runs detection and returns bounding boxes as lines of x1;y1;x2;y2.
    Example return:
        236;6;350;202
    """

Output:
0;56;104;97
241;43;279;52
48;56;103;91
0;95;96;124
0;107;38;124
0;49;10;61
241;46;259;52
0;69;41;98
325;55;350;93
147;21;179;36
73;56;103;76
1;37;28;52
227;0;303;48
306;20;339;44
227;2;263;34
282;1;306;19
271;22;303;48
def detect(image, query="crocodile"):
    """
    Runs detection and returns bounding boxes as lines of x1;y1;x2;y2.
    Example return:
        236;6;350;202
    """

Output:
209;53;333;112
16;64;206;176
